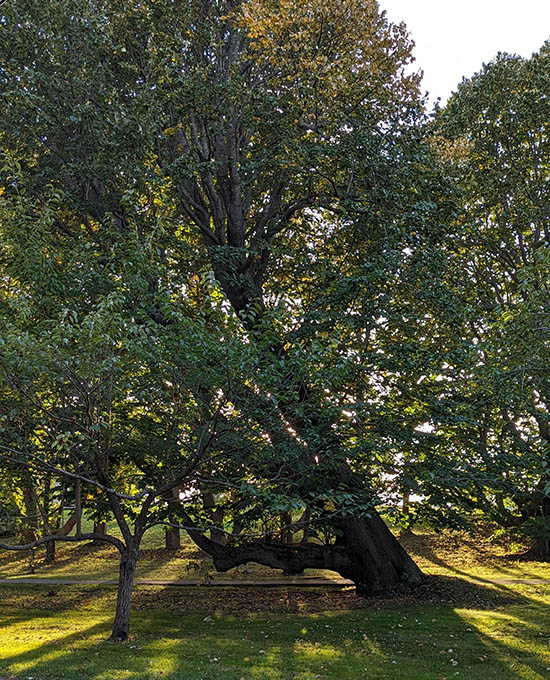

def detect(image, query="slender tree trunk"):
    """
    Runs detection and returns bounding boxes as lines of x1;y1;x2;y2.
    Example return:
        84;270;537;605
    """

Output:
111;548;137;641
279;510;303;574
45;540;56;563
203;491;226;545
43;473;55;563
111;548;138;641
162;487;182;549
92;522;107;546
400;490;413;537
210;508;226;545
402;490;410;516
21;481;38;543
280;512;293;544
75;477;82;537
298;508;312;542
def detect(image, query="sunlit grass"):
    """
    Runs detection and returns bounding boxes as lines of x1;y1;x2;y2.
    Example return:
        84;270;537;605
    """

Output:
0;588;548;680
2;524;548;584
1;524;549;678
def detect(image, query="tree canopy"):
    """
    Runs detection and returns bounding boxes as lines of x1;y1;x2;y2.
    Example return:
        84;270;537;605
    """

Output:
1;0;549;642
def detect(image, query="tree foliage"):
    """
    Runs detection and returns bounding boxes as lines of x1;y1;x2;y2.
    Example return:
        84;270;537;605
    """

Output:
0;0;436;638
422;46;550;553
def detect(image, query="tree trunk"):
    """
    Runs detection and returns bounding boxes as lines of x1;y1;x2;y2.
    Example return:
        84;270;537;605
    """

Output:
199;351;422;591
57;511;78;536
162;487;183;549
111;549;138;641
210;509;226;545
519;491;550;561
402;490;410;515
280;512;293;544
45;539;56;563
297;508;312;542
42;511;79;561
336;513;422;593
523;537;550;561
43;472;56;563
204;244;424;594
203;491;227;545
92;522;107;546
400;490;414;537
20;482;38;543
186;510;423;593
195;467;422;590
165;526;181;550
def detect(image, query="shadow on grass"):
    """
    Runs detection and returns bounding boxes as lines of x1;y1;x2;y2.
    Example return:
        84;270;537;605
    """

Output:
403;531;549;581
0;578;548;680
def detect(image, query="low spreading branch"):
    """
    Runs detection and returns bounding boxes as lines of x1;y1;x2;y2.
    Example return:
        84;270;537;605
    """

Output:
0;532;125;553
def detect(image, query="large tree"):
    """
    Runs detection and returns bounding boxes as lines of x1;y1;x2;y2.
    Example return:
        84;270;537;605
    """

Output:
416;46;550;557
0;0;431;594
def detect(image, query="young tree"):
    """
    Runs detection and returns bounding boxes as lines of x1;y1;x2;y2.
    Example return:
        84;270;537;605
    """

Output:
0;158;272;638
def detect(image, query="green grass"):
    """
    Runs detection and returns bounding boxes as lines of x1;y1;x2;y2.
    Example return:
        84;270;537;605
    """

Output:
0;583;548;680
399;529;550;583
2;524;548;584
0;523;339;583
0;526;549;679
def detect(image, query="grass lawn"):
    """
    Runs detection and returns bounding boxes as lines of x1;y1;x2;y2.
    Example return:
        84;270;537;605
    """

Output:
0;583;548;680
0;526;548;679
1;523;549;583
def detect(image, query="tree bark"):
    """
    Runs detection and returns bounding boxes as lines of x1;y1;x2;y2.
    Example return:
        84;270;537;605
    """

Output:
92;522;107;546
523;537;550;561
186;511;423;594
297;508;312;542
400;490;414;537
162;487;183;549
57;512;78;536
402;490;410;516
187;143;424;594
165;526;181;550
203;492;226;545
111;549;138;641
45;540;56;563
43;472;56;563
280;512;293;544
93;521;106;535
523;492;550;561
20;481;38;543
42;512;80;562
336;514;422;593
515;486;550;561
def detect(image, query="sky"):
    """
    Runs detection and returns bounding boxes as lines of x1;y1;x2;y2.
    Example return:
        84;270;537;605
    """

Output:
380;0;550;103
